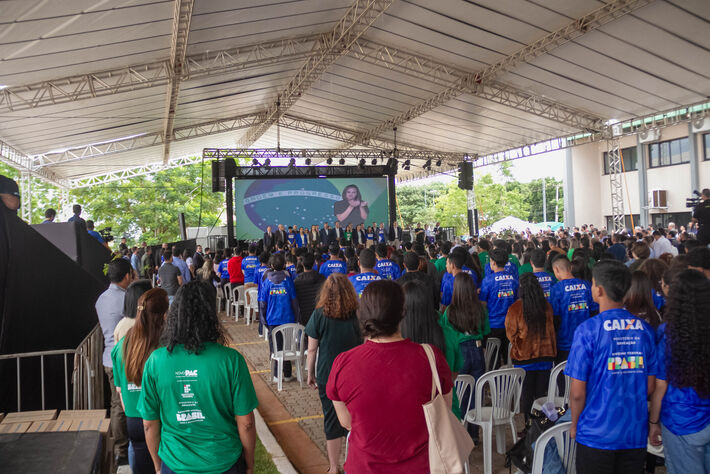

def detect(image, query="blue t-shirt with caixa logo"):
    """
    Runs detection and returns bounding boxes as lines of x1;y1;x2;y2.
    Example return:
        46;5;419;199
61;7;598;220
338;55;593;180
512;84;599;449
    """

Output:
440;266;480;306
565;308;658;450
253;265;270;290
241;256;259;283
550;278;596;350
319;260;347;278
348;272;382;297
479;272;518;328
534;272;554;300
257;276;297;326
374;259;401;280
484;261;519;281
655;323;710;436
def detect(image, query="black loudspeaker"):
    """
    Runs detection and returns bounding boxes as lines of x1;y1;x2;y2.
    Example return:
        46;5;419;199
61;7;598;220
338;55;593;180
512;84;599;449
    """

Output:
223;158;236;178
458;161;473;190
178;213;187;241
211;160;224;192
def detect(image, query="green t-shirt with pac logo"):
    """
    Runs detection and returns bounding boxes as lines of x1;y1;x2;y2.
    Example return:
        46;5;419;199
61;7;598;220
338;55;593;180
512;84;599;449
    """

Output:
111;337;144;418
137;343;258;474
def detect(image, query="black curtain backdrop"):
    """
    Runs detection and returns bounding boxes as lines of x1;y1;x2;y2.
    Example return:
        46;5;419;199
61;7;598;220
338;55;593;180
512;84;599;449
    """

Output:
0;208;109;412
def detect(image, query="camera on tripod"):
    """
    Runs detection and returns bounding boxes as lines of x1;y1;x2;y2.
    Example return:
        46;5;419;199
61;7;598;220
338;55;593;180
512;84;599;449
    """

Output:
98;227;114;243
686;190;702;209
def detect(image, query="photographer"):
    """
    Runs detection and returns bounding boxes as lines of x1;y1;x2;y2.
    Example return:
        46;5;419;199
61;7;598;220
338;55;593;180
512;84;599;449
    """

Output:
692;188;710;246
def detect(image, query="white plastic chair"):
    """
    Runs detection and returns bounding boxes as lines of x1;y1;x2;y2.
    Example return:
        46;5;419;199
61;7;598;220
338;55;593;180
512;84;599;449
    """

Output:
270;323;306;391
531;422;576;474
243;288;258;326
532;361;570;412
216;283;225;311
499;344;513;369
230;285;246;321
222;282;233;316
484;337;501;371
454;375;476;425
464;368;525;474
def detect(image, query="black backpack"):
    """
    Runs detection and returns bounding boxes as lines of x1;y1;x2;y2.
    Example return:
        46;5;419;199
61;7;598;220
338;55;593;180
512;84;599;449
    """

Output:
505;408;565;473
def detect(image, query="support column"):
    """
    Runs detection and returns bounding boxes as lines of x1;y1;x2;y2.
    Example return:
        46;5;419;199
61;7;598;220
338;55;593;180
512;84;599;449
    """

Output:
637;135;649;228
60;188;71;221
387;172;397;226
466;188;478;237
688;121;700;193
19;172;32;223
563;148;575;228
607;139;625;233
225;176;235;248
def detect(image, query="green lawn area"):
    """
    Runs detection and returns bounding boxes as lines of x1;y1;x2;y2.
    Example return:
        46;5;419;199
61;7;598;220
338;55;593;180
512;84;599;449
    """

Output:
255;436;280;474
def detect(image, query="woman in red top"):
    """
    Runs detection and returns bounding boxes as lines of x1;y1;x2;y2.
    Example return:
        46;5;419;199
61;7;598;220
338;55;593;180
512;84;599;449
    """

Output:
326;280;453;473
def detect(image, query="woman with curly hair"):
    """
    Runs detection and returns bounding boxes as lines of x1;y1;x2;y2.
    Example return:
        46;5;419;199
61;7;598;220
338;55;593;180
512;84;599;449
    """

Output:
112;288;168;473
649;270;710;474
137;281;257;474
305;273;362;474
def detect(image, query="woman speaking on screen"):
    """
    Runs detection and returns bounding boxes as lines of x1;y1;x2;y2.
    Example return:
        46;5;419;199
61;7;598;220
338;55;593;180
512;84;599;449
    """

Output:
334;184;369;227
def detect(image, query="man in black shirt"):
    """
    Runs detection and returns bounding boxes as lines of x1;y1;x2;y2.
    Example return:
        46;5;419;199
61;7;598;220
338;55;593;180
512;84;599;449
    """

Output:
397;251;438;306
692;188;710;246
414;222;425;244
294;253;326;325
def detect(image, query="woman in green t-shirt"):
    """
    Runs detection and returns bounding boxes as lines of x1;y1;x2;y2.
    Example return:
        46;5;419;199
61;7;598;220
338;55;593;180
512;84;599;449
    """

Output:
344;224;353;244
305;273;362;474
441;272;490;444
137;281;258;474
112;287;169;474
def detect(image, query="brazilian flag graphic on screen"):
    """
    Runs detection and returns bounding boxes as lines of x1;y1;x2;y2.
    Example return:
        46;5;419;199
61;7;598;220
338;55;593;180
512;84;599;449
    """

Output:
234;177;389;240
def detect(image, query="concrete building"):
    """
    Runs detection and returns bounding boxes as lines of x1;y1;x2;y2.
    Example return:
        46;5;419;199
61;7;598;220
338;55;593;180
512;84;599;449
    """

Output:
565;121;710;230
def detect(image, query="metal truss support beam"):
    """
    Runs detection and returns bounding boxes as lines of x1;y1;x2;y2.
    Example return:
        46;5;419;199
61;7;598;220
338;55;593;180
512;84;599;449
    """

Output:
19;172;32;223
0;139;69;188
203;148;463;164
162;0;194;164
237;0;394;147
607;139;626;233
0;34;320;113
342;0;652;148
227;164;396;179
69;155;205;189
32;113;261;167
347;39;604;132
279;114;462;158
60;99;710;190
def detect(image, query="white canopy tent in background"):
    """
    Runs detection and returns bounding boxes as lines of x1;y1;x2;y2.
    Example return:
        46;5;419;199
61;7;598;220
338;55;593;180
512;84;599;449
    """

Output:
483;216;543;234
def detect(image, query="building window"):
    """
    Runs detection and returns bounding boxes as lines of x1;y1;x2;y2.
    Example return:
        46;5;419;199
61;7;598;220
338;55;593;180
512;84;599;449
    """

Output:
650;212;692;230
704;133;710;160
603;147;638;174
604;214;641;231
648;137;690;168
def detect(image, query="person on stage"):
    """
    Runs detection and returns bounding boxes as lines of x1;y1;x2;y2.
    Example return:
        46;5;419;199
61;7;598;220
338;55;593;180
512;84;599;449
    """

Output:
334;184;368;227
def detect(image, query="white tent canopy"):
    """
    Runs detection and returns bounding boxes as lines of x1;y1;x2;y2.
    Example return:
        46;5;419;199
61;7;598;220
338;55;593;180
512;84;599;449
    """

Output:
1;0;709;198
484;216;542;234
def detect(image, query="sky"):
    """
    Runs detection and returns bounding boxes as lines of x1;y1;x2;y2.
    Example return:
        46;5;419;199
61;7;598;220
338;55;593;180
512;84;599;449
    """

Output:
398;149;565;187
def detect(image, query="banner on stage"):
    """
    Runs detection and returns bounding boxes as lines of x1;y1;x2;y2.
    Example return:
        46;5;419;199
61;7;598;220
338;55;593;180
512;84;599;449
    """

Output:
234;177;389;240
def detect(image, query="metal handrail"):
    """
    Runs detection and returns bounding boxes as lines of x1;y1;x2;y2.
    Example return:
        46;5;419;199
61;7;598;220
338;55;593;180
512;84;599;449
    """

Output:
0;349;93;412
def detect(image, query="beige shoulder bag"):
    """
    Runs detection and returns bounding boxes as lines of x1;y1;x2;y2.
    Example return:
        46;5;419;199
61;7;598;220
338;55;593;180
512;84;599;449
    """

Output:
422;343;474;474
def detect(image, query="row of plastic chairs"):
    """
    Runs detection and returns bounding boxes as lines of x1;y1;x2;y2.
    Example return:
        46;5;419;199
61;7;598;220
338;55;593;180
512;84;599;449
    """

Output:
216;282;259;325
454;361;572;474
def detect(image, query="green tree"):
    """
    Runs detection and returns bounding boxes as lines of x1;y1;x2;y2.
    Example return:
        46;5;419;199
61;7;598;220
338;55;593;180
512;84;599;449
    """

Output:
0;162;68;224
432;181;469;235
474;174;530;227
70;161;223;245
395;182;445;226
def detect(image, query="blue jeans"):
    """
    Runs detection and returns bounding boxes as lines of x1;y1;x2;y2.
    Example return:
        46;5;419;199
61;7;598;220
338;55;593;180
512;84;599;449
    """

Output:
661;422;710;474
459;340;485;441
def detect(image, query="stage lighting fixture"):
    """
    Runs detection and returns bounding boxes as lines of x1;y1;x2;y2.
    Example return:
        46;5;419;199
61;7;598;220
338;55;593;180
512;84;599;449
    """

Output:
327;157;333;165
403;159;411;171
264;158;271;168
288;158;296;168
305;158;312;165
358;159;366;169
252;158;259;166
424;159;431;170
436;159;442;167
339;158;345;165
371;158;377;165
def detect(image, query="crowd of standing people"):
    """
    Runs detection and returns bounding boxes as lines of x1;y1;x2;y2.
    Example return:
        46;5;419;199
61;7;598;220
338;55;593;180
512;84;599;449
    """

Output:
95;217;710;474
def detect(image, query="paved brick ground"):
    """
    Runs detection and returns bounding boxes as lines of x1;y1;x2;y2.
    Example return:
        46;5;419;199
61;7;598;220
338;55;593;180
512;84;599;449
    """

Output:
223;312;532;474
